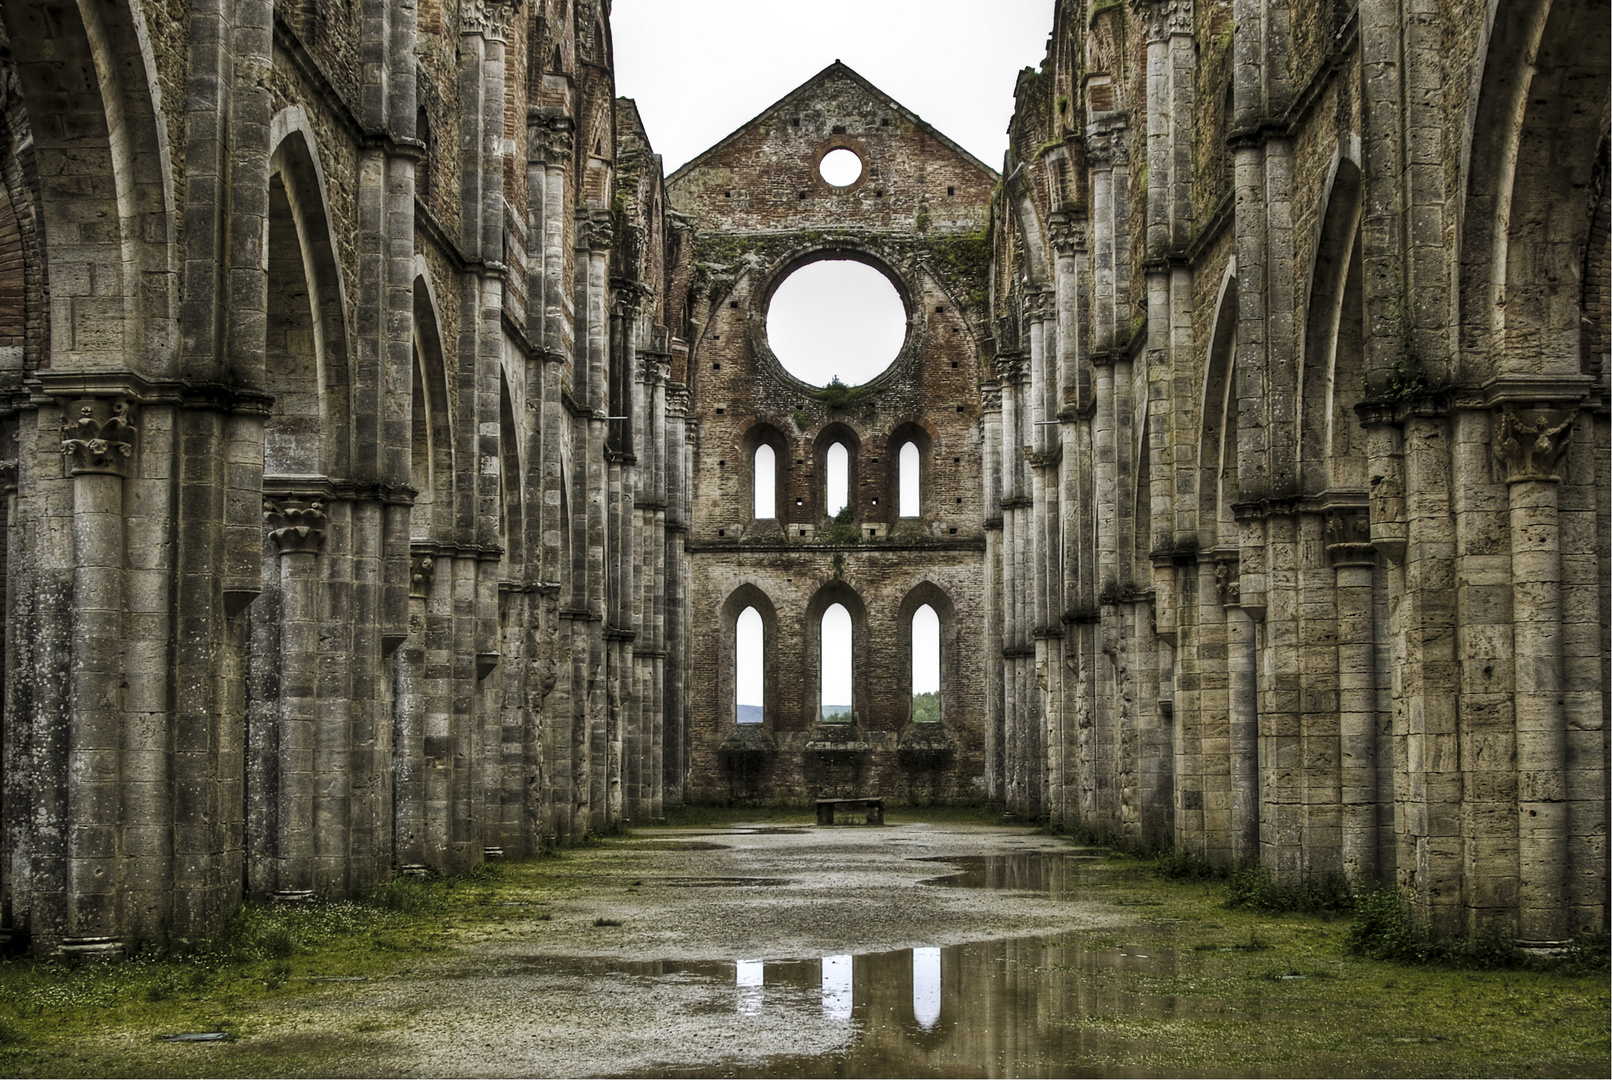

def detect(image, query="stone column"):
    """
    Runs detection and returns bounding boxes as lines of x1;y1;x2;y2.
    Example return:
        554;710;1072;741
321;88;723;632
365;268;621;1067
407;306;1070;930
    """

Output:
1219;558;1258;866
58;400;137;958
1495;406;1576;945
392;553;434;873
1328;512;1379;884
263;497;326;900
981;380;1005;803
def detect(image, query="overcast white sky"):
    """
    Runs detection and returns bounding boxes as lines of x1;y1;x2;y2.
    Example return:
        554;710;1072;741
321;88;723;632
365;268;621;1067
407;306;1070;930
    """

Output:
611;0;1055;175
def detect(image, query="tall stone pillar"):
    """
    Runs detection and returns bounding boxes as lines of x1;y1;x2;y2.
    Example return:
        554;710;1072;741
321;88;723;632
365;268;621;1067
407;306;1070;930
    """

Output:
1328;512;1379;884
1219;558;1258;866
58;400;137;959
1495;406;1576;945
262;497;326;900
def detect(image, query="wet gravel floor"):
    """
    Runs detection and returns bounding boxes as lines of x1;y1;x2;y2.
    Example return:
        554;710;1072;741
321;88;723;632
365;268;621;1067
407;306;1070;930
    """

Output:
169;823;1127;1077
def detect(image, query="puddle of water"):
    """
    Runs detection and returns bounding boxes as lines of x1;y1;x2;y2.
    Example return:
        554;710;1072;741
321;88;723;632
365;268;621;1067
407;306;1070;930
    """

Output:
917;851;1107;898
614;936;1199;1079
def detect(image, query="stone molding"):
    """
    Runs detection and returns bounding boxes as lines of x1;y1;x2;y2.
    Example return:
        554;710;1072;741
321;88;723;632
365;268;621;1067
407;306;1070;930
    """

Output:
1494;406;1577;483
263;498;327;555
61;399;137;477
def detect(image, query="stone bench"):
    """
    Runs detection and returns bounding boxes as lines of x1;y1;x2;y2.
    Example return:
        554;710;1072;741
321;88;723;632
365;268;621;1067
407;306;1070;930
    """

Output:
815;796;885;826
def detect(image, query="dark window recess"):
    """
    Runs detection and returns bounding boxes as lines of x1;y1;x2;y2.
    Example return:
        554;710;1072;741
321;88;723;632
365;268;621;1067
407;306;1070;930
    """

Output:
796;458;804;464
956;498;962;504
716;408;725;415
952;361;959;367
953;457;960;463
798;191;808;200
730;301;739;308
718;529;726;536
712;363;720;370
832;124;846;134
717;460;725;466
881;118;890;127
956;405;964;412
792;117;801;127
949;528;958;535
799;529;807;536
874;189;884;198
724;190;732;198
796;498;804;505
947;185;955;196
868;529;876;538
871;498;878;506
936;305;945;313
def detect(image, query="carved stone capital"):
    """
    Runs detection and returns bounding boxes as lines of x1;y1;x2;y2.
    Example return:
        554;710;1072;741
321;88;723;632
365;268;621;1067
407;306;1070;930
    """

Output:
1214;558;1240;608
61;399;137;477
1085;127;1129;168
979;382;1003;412
1048;213;1086;255
578;211;613;253
410;553;436;598
460;0;524;41
1324;511;1375;566
1131;0;1194;42
1494;406;1577;484
534;120;574;167
264;498;327;555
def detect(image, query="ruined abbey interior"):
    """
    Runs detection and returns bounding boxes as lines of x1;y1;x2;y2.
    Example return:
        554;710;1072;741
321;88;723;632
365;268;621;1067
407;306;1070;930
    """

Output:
0;0;1606;959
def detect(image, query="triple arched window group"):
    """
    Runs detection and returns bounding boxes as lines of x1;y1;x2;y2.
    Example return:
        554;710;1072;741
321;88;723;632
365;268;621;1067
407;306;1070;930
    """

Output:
734;602;941;725
751;429;926;521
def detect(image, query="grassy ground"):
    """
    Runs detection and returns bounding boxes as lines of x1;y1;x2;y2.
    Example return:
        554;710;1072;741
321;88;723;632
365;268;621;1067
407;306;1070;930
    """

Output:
0;816;1605;1078
1045;855;1609;1078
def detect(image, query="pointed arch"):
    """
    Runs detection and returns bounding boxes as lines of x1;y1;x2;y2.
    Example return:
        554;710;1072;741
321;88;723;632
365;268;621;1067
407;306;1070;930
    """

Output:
897;582;957;725
0;0;177;373
1199;261;1239;551
1300;155;1366;494
718;583;780;729
1457;0;1612;382
411;268;454;541
265;116;354;479
805;581;868;724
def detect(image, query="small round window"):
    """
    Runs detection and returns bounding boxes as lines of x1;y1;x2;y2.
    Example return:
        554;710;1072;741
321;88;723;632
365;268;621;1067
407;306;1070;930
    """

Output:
767;259;906;386
819;148;863;187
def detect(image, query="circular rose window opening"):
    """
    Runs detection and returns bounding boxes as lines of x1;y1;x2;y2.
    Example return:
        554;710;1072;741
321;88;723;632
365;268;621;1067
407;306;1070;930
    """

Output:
766;259;907;386
819;148;863;187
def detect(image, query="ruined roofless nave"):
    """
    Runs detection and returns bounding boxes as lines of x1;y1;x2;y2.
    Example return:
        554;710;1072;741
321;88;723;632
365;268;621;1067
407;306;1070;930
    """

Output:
0;0;1605;958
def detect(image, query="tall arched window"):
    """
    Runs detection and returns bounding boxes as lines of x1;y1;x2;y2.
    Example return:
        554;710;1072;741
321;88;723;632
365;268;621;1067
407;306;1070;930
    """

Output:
911;604;940;721
898;441;920;517
825;442;849;517
753;444;776;519
736;606;763;724
820;603;852;722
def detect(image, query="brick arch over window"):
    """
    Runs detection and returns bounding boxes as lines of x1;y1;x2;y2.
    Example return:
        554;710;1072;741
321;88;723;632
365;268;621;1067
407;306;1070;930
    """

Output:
812;421;861;521
0;60;45;378
0;0;176;374
265;122;353;480
896;582;956;724
411;271;455;541
741;421;788;522
1458;0;1612;382
718;583;780;729
1299;156;1365;494
886;418;934;519
804;581;868;724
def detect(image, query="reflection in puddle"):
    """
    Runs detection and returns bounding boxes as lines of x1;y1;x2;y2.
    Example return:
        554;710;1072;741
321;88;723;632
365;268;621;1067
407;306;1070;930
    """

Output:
624;935;1189;1079
919;850;1104;897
